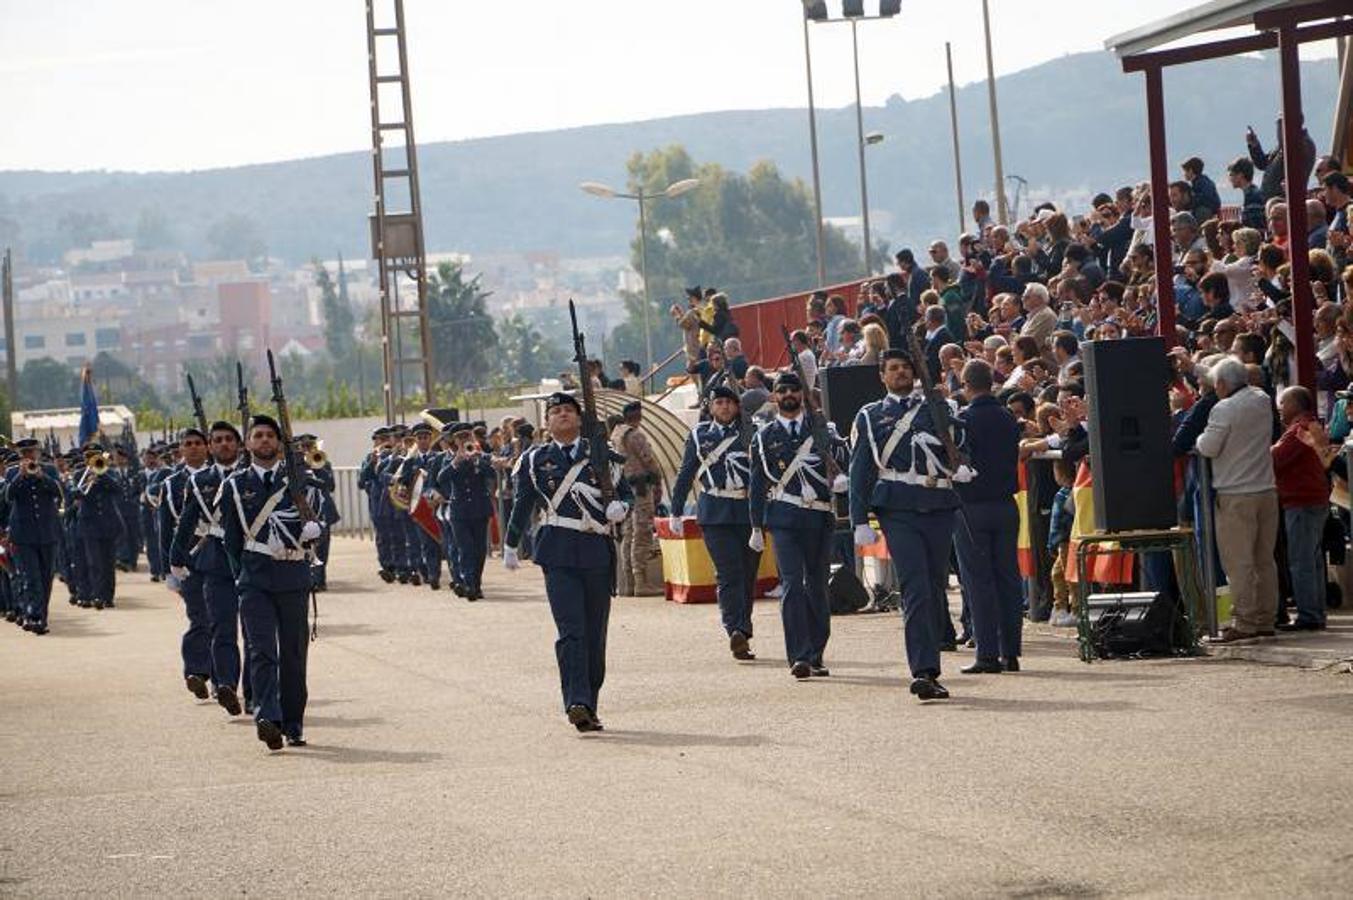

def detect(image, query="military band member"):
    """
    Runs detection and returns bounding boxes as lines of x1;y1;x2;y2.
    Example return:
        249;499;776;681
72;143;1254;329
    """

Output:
113;446;141;573
748;372;847;680
849;349;972;702
439;422;495;601
503;392;632;732
381;426;417;584
222;415;325;751
170;421;250;716
398;422;442;589
359;427;398;582
3;439;63;634
296;433;339;593
159;429;215;700
668;384;761;660
139;446;168;582
433;423;462;593
75;442;125;612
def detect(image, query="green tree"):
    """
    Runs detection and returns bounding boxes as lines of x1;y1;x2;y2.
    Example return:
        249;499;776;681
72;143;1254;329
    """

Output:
91;351;163;411
205;213;267;269
134;205;175;250
426;261;498;396
18;358;80;410
314;256;355;361
608;145;861;366
499;312;569;384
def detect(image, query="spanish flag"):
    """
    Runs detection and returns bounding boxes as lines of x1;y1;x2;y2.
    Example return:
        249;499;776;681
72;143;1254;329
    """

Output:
1066;459;1134;584
1015;461;1036;578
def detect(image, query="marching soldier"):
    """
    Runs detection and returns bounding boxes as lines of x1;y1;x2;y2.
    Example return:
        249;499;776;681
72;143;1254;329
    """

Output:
112;446;141;572
849;349;972;702
747;372;848;680
503;392;632;732
358;427;397;582
433;424;462;593
668;384;761;660
159;428;215;701
439;422;495;601
2;439;63;634
380;426;416;584
170;421;250;716
397;422;443;590
74;443;125;612
222;414;325;751
60;449;86;607
140;446;168;582
296;434;339;592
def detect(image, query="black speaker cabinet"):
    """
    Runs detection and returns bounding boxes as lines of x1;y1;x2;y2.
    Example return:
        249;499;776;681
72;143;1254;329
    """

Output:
820;364;886;439
1086;591;1186;658
1081;338;1176;533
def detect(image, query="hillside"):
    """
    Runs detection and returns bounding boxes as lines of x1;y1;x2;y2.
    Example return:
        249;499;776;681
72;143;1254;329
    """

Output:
0;50;1338;269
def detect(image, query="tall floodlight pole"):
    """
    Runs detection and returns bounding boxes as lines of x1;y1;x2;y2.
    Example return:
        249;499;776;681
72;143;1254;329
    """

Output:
850;19;873;275
580;178;701;377
981;0;1009;225
2;248;15;412
946;42;966;234
800;5;828;287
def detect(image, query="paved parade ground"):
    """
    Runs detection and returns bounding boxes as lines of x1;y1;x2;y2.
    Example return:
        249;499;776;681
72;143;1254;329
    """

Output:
2;537;1351;897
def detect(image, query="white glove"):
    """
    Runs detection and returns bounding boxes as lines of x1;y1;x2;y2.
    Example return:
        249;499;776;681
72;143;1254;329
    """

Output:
165;574;182;593
666;516;684;538
831;474;849;494
853;523;878;547
748;528;765;553
170;565;189;580
300;521;323;542
503;546;520;571
605;501;629;523
952;464;977;484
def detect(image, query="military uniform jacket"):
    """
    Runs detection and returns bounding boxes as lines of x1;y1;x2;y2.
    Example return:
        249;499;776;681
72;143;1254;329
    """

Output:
221;466;315;593
358;451;395;519
74;466;126;540
505;439;632;570
170;464;235;578
438;452;495;521
158;465;206;564
670;420;752;526
140;466;168;511
308;460;341;526
2;464;63;545
848;393;967;525
748;417;846;529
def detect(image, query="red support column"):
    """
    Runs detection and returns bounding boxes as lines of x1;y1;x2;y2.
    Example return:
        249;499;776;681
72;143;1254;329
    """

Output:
1144;66;1177;348
1278;25;1317;395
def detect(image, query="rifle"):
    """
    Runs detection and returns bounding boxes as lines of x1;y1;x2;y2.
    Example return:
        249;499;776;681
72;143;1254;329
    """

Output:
185;373;209;435
266;349;316;523
899;312;965;477
236;361;252;467
567;299;615;508
779;325;841;479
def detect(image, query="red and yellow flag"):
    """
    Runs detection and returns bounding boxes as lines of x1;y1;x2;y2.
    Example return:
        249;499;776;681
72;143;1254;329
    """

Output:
1066;459;1134;585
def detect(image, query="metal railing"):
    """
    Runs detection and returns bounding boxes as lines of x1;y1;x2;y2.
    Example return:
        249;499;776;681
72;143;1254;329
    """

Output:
331;466;372;540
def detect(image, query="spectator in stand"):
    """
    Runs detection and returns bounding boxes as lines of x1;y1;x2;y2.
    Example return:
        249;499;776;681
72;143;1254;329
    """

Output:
859;322;887;366
921;305;953;382
1213;227;1261;309
723;338;750;382
1170;212;1207;264
1195;357;1280;644
1046;458;1077;628
1198;272;1235;325
739;367;771;423
1306;199;1329;250
1088;192;1134;275
620;360;643;396
790;329;818;392
1051;331;1079;383
1255;243;1290;304
1228;156;1268;230
822;294;848;355
1181;157;1221;222
931;264;967;343
928;240;962;284
1031;212;1072;281
895;249;928;306
1019;283;1057;347
1321;172;1351;273
1271;386;1331;632
1061;243;1105;291
671;287;704;366
957;233;990;315
1267;202;1291;253
698;292;736;346
830;319;864;366
972;199;995;234
687;343;729;417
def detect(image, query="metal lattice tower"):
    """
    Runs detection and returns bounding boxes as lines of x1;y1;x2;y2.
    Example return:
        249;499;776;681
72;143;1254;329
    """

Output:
365;0;434;424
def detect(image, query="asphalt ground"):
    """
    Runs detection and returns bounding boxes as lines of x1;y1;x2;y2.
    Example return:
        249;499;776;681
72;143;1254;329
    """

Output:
2;537;1351;897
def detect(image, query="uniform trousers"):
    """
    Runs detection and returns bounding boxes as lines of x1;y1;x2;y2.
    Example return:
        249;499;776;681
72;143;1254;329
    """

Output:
373;514;396;572
953;499;1023;662
401;517;422;576
880;508;957;679
14;542;57;624
702;524;759;637
83;536;118;606
140;506;164;577
440;517;461;585
116;505;141;568
204;573;246;693
450;518;488;592
312;531;332;588
177;570;213;678
769;519;832;666
239;585;309;738
417;528;442;586
542;565;611;713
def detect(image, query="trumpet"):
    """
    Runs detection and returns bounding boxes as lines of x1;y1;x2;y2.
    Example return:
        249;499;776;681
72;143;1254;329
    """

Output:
86;453;110;476
21;459;42;477
305;448;328;469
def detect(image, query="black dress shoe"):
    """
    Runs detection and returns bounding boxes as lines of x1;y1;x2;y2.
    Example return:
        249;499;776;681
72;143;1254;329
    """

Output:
790;661;812;680
428;581;441;591
78;600;93;609
566;704;602;732
185;674;210;700
285;735;307;747
217;685;243;716
909;676;950;701
1276;620;1326;632
729;631;755;660
397;572;410;584
955;631;972;645
256;719;284;750
28;622;48;635
452;582;467;598
67;596;78;606
378;569;395;584
939;641;958;652
467;588;481;602
1002;657;1021;672
104;599;115;609
4;610;16;621
244;700;256;716
810;666;830;677
960;660;1003;674
409;573;422;586
20;619;34;632
93;601;105;610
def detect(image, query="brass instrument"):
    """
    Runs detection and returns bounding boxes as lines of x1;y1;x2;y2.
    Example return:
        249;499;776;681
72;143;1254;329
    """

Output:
21;459;42;477
305;448;328;469
388;456;411;511
87;453;110;475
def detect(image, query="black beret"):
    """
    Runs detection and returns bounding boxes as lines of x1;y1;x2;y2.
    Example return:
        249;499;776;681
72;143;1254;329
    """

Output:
14;438;39;450
709;385;740;404
409;422;434;435
248;415;280;437
545;392;581;414
371;426;389;440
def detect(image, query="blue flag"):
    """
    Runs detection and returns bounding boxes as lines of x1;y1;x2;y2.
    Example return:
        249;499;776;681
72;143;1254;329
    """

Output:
78;365;100;447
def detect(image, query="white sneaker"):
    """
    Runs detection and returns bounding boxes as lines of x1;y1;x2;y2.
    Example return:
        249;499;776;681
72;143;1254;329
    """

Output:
1050;611;1078;628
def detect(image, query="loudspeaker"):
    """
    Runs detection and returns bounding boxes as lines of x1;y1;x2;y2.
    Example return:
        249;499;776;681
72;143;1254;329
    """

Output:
1081;337;1176;532
1085;591;1185;658
828;564;869;615
820;364;886;439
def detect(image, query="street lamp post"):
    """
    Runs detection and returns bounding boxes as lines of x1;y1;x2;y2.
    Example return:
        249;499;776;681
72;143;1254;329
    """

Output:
580;177;701;378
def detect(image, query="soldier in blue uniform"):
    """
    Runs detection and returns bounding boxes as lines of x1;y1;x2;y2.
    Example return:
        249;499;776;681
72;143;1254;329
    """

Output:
397;422;443;589
59;450;87;607
3;439;64;634
74;443;125;612
748;372;848;680
170;421;250;716
159;428;215;701
381;426;417;584
358;427;397;582
222;414;325;751
441;422;496;601
668;384;762;661
503;392;632;732
113;446;142;572
849;349;973;701
951;359;1024;673
431;424;461;592
139;446;168;582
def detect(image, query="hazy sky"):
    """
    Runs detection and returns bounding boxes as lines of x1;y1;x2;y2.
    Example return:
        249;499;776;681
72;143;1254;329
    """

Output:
0;0;1336;173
